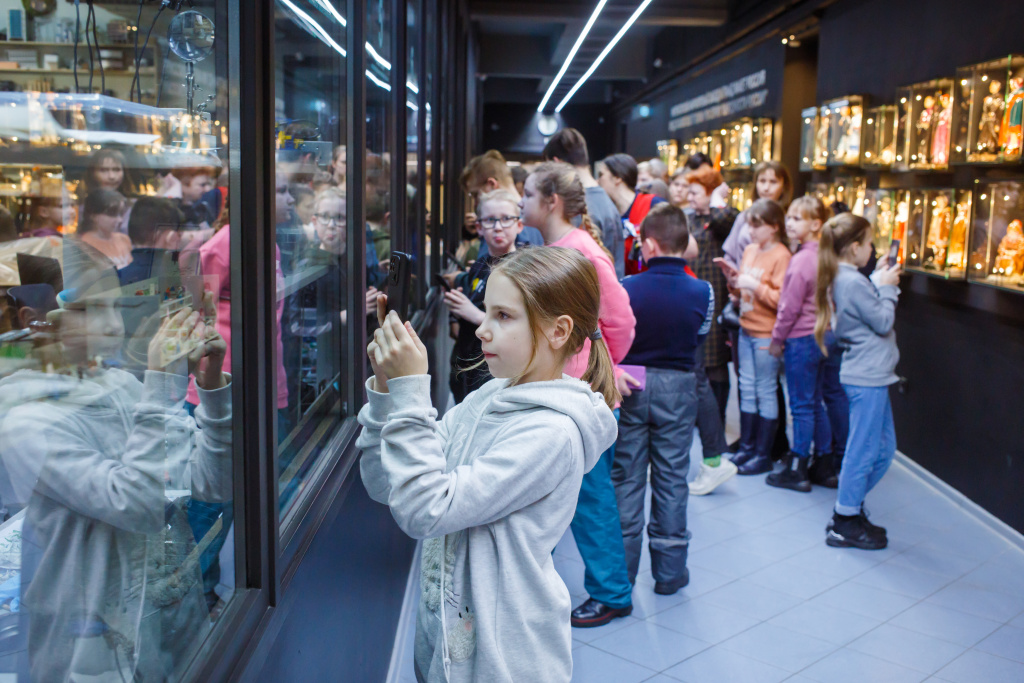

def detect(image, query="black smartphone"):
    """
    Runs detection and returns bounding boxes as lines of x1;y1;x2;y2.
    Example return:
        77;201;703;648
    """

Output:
445;251;465;270
887;239;901;266
433;273;452;291
386;251;412;319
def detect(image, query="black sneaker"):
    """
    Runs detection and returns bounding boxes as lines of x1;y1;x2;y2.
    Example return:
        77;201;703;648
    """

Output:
766;453;812;492
826;512;887;550
859;508;887;538
653;569;690;595
807;453;839;489
570;598;633;628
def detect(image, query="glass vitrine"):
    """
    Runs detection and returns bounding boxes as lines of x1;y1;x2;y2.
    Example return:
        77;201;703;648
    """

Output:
657;138;679;175
902;189;971;278
833;176;867;215
864;188;898;255
894;78;955;171
969;180;1024;291
729;180;754;211
862;105;898;168
826;96;865;166
799;107;818;171
952;56;1024;164
752;118;774;165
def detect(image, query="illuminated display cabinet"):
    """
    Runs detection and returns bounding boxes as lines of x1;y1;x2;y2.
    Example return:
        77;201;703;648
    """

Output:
951;55;1024;164
657;139;679;175
894;78;955;171
825;96;866;167
863;188;899;256
862;105;898;168
969;180;1024;291
902;189;973;279
799;106;819;171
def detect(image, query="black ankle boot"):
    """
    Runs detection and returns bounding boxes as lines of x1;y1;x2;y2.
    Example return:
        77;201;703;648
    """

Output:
730;412;759;468
808;452;839;488
826;512;887;550
767;452;812;492
737;417;777;475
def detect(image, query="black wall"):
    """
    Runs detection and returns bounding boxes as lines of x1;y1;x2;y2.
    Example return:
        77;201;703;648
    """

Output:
481;103;615;160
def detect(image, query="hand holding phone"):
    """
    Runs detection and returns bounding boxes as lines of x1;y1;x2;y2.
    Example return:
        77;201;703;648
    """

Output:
713;257;739;284
386;251;412;320
887;239;901;267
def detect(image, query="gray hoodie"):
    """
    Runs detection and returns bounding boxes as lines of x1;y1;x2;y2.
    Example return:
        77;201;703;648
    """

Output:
832;263;901;387
357;374;617;683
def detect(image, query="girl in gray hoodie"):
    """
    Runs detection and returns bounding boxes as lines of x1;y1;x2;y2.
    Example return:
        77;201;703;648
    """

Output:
357;247;619;683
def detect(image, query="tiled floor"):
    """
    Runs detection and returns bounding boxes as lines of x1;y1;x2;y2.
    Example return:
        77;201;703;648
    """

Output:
393;409;1024;682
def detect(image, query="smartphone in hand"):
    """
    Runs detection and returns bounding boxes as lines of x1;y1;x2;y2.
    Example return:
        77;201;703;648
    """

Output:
386;251;412;320
887;239;901;267
433;273;452;292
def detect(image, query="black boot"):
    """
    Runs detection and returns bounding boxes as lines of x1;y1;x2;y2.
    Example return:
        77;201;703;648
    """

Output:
771;382;790;461
730;412;759;468
826;512;887;550
808;452;839;489
766;452;812;492
737;417;777;475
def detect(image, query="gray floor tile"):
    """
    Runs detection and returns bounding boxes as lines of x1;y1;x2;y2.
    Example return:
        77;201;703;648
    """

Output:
1009;610;1024;629
571;644;657;683
784;543;886;580
589;620;711;671
635;564;735;601
935;649;1024;683
800;647;928;683
812;581;917;621
628;582;692;620
850;562;952;600
687;541;778;579
883;544;983;579
699;579;803;621
957;551;1024;598
888;601;1003;647
712;529;820;563
641;676;683;683
973;624;1024;663
846;624;966;675
569;611;640;643
718;621;838;672
925;581;1024;622
661;644;791;683
744;558;849;599
648;598;760;644
767;601;882;645
555;554;587;597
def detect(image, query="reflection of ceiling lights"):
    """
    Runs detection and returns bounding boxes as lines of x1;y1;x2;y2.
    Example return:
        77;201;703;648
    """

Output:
366;42;392;70
406;80;419;94
366;69;391;91
406;100;419;111
556;0;655;112
311;0;346;26
537;114;559;136
280;0;346;57
537;0;609;113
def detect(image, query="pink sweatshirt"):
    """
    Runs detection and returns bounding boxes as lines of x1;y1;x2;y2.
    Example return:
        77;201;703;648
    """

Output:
771;240;819;346
549;228;636;379
186;227;290;408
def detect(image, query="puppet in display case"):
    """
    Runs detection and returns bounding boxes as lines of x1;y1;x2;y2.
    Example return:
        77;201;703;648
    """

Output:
864;189;897;255
1000;77;1024;161
826;97;865;166
729;181;754;211
807;182;837;210
815;105;831;169
945;193;973;275
951;56;1024;164
895;78;954;171
833;177;867;216
903;189;970;277
657;139;679;175
862;106;897;168
969;181;1024;290
723;120;754;168
800;107;818;171
753;118;773;164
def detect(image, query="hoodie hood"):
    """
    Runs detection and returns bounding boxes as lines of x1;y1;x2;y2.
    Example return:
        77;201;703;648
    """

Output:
480;375;616;472
0;367;141;413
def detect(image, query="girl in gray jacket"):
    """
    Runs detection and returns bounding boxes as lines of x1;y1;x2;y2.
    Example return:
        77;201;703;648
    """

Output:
358;247;619;683
815;214;902;551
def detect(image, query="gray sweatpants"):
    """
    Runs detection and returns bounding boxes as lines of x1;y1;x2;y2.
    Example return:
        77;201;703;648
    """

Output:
611;367;698;586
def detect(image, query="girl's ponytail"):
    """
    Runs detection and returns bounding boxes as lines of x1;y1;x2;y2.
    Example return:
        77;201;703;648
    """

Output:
580;210;614;262
582;335;621;410
815;222;839;354
532;161;615;260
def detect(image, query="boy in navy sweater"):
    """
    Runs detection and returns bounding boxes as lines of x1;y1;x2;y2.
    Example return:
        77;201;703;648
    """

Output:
611;203;718;596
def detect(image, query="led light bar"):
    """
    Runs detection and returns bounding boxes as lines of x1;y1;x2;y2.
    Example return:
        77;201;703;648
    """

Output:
366;69;392;91
537;0;609;113
366;42;392;71
311;0;346;26
555;0;654;112
280;0;347;57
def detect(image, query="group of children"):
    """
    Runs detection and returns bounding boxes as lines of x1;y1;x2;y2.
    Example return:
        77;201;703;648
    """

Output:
357;140;903;682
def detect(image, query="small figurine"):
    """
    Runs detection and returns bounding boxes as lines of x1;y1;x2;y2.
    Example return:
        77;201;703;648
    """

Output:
816;115;831;166
1000;78;1024;159
977;79;1005;156
994;219;1024;278
931;93;952;166
738;123;753;166
946;200;970;270
925;194;952;267
894;200;909;245
916;95;936;163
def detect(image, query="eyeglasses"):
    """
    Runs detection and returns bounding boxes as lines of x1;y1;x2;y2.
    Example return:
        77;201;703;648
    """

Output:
477;216;519;230
314;213;345;225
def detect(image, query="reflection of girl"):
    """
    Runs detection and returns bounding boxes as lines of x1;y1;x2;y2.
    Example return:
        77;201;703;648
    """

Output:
77;189;133;269
83;149;136;196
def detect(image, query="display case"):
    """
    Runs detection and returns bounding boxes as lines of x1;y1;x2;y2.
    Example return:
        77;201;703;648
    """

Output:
862;105;898;168
707;129;725;168
722;119;754;169
657;138;679;175
799;107;818;171
894;78;955;171
806;181;836;209
863;188;898;256
951;56;1024;164
902;189;972;278
825;96;866;167
890;190;912;265
968;180;1024;291
833;176;867;215
729;181;754;211
753;118;774;165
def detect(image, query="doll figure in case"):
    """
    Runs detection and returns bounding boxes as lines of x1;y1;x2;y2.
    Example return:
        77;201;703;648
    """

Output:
946;197;971;271
978;79;1005;156
925;193;952;268
815;112;831;167
931;93;952;166
1000;77;1024;159
995;219;1024;278
916;96;936;163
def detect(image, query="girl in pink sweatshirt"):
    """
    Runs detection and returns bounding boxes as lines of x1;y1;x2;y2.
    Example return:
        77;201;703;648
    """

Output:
520;161;638;626
767;196;849;492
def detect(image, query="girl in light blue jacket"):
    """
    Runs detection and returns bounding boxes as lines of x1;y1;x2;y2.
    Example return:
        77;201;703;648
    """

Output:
357;247;619;683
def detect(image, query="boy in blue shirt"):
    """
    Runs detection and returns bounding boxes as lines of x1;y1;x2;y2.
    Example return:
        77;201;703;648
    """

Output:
611;203;717;596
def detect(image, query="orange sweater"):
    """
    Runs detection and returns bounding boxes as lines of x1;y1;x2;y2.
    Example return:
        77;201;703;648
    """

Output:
733;241;791;338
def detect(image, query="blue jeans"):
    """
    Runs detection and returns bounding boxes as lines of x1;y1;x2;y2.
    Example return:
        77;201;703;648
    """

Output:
835;384;896;516
571;409;633;608
821;336;849;457
784;334;832;458
738;330;782;419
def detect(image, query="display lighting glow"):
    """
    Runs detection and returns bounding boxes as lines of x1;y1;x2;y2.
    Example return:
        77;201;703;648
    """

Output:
407;100;419;111
366;69;392;91
555;0;655;112
311;0;346;26
537;0;609;112
281;0;347;57
366;43;392;70
407;80;420;94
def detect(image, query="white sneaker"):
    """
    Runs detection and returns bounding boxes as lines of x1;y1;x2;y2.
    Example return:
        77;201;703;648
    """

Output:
690;459;738;496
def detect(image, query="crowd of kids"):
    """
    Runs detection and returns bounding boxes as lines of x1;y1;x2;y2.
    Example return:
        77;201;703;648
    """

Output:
358;130;903;682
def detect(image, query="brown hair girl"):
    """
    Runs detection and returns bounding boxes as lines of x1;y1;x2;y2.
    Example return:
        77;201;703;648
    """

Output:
529;161;612;260
745;198;787;243
492;246;620;408
789;195;830;224
815;213;873;353
751;160;793;207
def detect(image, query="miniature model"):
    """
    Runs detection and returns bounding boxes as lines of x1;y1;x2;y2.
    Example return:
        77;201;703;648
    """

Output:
978;79;1005;156
925;194;952;267
816;115;831;166
931;94;952;166
999;78;1024;158
994;219;1024;278
946;199;970;270
916;95;936;163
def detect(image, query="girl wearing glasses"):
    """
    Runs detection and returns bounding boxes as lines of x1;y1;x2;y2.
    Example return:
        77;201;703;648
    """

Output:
444;189;522;403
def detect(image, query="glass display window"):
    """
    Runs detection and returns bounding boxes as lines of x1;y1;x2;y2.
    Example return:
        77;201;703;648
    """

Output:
969;180;1024;291
892;190;912;264
799;107;818;171
826;96;866;167
815;105;831;168
833;176;867;215
707;129;725;168
862;105;898;168
657;139;679;175
902;189;971;278
806;181;836;209
894;78;955;171
952;56;1024;164
729;180;754;211
722;119;754;169
864;188;898;256
752;118;774;165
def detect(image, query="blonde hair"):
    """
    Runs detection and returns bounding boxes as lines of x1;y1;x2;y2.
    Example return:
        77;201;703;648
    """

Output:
492;247;620;409
314;186;346;213
789;195;830;224
815;213;873;354
476;189;520;216
530;161;612;260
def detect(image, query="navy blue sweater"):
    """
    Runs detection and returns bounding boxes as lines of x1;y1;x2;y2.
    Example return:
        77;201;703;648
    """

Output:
621;257;714;372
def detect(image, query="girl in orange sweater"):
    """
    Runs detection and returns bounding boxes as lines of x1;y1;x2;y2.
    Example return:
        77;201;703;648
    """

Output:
719;199;791;475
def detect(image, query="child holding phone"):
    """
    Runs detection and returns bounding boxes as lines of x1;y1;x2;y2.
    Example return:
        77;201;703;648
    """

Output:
443;190;523;403
816;213;902;550
357;247;618;683
721;198;792;475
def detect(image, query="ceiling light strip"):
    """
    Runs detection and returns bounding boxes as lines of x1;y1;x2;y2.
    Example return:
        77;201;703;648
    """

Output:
537;0;610;113
280;0;347;57
310;0;346;26
555;0;654;112
366;42;392;70
366;69;392;91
